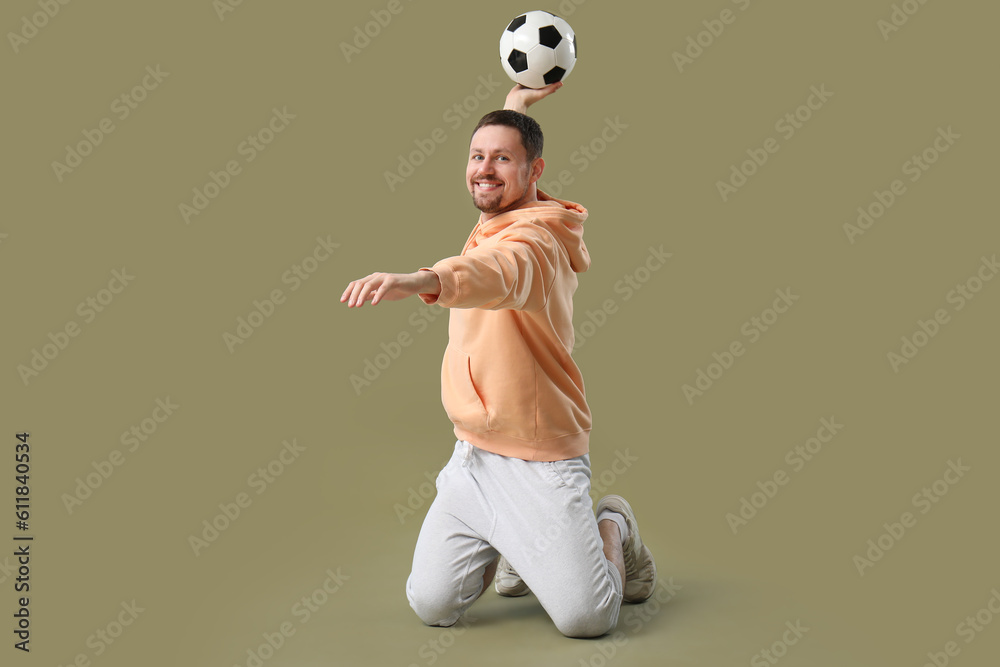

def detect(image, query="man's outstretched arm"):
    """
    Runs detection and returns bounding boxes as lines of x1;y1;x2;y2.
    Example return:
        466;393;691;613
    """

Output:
340;270;440;308
342;83;562;309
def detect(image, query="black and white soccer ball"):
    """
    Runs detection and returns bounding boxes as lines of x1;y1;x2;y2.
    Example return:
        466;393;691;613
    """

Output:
499;11;577;90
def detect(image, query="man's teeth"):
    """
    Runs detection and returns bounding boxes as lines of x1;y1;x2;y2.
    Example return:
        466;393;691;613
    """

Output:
477;182;500;189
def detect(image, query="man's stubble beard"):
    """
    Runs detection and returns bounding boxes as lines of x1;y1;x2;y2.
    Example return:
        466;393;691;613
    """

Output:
471;168;531;214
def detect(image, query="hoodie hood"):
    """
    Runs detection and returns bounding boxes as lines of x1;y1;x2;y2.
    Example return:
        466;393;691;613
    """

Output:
468;189;591;274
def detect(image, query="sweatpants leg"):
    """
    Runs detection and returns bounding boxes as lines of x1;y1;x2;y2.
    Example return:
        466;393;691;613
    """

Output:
406;442;499;627
477;446;623;638
406;441;623;637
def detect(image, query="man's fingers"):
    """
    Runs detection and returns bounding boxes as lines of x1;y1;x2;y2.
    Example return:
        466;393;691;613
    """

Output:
342;281;360;305
370;274;394;306
536;81;562;97
348;279;370;307
357;274;388;308
360;283;375;307
342;274;373;307
507;81;562;110
342;273;397;307
368;279;383;306
355;282;372;308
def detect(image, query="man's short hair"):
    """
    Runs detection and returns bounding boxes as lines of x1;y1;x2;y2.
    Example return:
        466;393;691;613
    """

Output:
472;110;544;164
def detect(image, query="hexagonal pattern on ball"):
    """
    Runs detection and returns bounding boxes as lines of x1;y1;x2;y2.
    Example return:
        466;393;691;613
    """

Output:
523;45;556;88
522;10;556;29
518;23;555;54
552;16;574;43
553;39;577;77
499;29;515;59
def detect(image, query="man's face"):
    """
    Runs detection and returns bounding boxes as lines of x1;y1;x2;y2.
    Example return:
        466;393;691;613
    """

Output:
467;125;541;218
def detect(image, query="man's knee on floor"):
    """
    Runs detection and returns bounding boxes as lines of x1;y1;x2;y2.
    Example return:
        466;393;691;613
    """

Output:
406;579;464;627
553;608;618;639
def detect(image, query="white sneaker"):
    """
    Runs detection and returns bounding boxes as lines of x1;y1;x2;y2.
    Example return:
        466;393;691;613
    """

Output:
494;556;530;597
596;494;657;603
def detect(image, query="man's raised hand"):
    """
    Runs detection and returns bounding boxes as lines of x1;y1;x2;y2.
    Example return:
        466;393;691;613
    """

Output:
504;82;563;114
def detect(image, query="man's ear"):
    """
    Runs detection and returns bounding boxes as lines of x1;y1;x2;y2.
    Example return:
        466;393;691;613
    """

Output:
529;157;545;184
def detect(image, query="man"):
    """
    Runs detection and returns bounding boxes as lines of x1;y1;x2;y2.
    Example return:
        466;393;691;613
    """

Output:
340;83;656;638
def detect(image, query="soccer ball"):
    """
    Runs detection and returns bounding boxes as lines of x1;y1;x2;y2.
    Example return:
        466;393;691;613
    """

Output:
499;11;577;90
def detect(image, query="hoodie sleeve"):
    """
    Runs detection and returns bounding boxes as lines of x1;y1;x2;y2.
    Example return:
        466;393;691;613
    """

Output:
418;221;560;311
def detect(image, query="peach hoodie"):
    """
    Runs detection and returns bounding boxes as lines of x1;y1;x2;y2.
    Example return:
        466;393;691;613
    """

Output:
418;190;592;462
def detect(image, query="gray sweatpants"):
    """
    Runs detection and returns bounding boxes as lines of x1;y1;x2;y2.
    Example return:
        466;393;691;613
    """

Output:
405;440;623;638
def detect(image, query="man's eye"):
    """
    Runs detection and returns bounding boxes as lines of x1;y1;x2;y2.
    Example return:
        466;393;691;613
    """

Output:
498;156;509;161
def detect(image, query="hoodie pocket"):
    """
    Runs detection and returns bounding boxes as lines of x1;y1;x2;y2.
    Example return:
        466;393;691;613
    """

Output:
442;347;489;431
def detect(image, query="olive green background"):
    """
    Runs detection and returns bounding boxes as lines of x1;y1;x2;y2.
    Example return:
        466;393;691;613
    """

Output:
2;1;997;665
